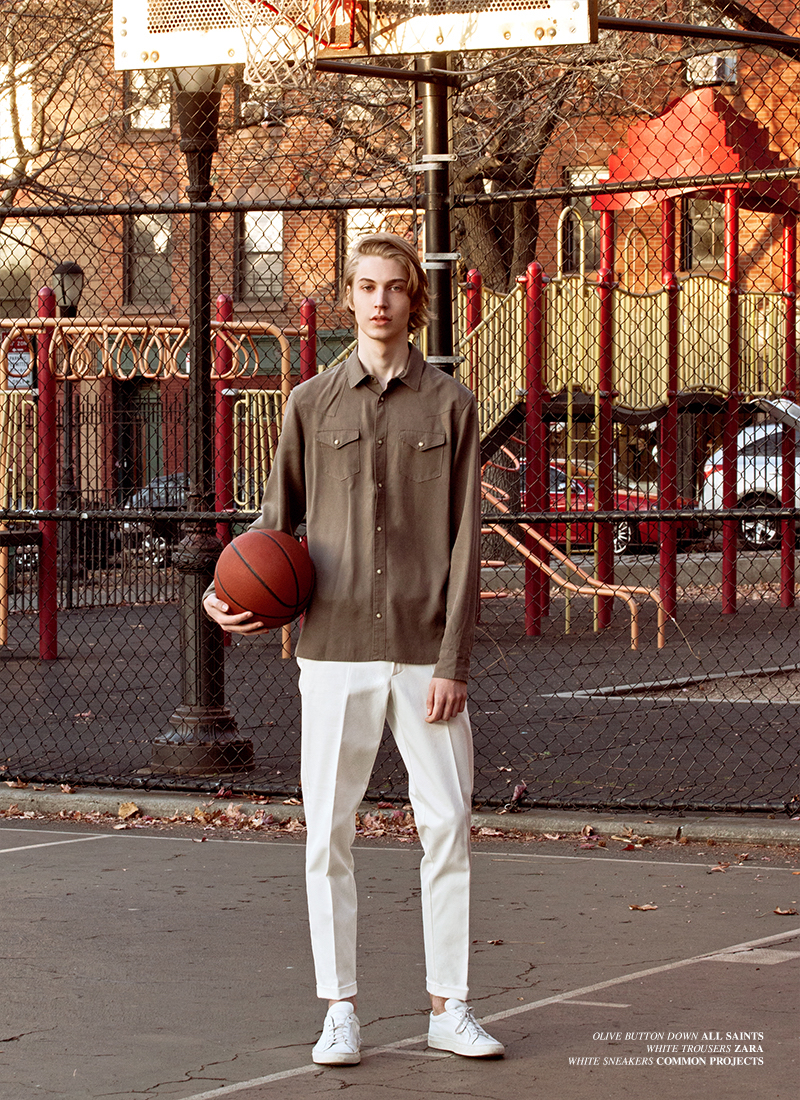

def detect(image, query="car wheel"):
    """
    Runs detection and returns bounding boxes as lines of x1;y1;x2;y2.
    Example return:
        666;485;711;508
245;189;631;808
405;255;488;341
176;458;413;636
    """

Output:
613;519;637;555
739;498;781;551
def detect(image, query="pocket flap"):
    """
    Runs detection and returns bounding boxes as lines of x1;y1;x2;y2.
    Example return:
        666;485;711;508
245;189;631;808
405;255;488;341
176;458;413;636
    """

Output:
317;428;360;449
399;430;446;453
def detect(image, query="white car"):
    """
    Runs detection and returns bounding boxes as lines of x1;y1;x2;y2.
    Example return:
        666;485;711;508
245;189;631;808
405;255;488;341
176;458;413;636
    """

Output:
700;403;800;550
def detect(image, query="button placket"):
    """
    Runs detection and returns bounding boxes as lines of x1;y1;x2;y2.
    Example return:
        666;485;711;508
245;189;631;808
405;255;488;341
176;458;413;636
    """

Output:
372;392;387;656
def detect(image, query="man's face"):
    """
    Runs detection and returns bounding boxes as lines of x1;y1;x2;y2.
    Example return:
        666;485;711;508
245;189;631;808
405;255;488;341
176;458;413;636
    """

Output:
346;255;412;344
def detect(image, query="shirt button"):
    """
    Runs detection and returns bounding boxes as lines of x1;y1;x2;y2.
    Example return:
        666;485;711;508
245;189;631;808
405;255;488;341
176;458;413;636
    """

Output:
334;439;339;445
376;612;382;619
376;568;382;574
377;439;384;445
376;526;382;532
418;441;424;448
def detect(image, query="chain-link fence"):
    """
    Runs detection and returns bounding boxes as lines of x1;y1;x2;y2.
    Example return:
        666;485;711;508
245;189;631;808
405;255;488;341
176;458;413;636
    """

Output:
1;0;799;811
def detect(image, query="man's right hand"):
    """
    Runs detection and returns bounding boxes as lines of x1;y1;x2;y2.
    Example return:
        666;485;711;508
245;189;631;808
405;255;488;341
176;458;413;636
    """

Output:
203;593;270;634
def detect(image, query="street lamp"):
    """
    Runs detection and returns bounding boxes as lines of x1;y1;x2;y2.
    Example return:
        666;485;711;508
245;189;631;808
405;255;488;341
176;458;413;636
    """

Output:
53;260;84;608
149;63;252;775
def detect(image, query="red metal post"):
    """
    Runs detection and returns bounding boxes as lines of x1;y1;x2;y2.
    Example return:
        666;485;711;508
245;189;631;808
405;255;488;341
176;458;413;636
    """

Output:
37;288;58;660
596;210;616;628
300;297;317;383
781;212;797;608
722;190;740;614
522;262;548;635
465;268;482;395
659;198;679;620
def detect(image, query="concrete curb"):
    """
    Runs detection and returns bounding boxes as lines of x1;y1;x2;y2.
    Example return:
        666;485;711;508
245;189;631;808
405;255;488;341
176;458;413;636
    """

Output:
2;784;799;845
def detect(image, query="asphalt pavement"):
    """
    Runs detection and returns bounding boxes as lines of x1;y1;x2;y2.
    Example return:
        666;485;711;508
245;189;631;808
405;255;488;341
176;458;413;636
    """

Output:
0;812;797;1100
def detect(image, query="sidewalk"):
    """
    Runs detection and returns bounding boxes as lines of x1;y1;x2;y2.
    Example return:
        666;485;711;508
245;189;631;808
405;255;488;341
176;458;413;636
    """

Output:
0;813;797;1100
2;783;800;844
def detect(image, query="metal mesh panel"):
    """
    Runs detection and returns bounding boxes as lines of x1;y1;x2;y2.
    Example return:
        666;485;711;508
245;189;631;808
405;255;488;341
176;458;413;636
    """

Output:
0;0;799;813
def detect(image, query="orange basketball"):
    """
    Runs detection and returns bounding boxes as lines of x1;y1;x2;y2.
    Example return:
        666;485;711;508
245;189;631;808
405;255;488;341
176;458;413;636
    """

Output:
214;529;315;627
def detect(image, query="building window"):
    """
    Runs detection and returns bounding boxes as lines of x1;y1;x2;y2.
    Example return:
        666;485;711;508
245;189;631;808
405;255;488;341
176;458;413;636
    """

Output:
233;73;284;126
337;208;416;291
124;213;172;309
235;211;284;303
561;167;609;274
681;196;725;270
124;70;171;131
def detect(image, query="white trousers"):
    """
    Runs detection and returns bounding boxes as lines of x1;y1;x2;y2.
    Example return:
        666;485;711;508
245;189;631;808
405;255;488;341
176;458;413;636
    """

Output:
298;658;474;1001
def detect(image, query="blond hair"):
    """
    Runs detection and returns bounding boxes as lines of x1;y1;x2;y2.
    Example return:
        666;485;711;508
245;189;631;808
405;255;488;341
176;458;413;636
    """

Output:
341;232;429;335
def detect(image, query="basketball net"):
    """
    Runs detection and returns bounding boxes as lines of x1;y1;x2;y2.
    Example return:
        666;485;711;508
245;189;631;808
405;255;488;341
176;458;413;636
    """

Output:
221;0;335;91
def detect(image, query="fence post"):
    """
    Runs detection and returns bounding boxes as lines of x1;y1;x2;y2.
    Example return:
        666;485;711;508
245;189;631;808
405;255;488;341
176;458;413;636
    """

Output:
522;262;548;635
465;269;482;397
722;189;739;614
781;213;796;608
595;210;616;629
300;297;317;382
659;198;679;621
36;288;58;660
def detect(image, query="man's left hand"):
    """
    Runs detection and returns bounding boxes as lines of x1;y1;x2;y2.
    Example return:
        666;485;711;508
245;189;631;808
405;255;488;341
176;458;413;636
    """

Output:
426;678;468;723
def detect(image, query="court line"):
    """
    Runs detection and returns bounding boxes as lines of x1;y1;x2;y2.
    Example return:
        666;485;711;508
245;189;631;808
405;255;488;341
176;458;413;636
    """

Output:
0;835;112;854
175;926;800;1100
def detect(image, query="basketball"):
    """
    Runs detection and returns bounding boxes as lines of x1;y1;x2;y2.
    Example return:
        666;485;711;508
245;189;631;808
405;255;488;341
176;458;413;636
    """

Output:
214;529;315;627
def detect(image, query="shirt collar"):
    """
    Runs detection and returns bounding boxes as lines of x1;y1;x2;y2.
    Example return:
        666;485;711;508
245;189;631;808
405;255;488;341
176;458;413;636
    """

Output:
345;345;425;392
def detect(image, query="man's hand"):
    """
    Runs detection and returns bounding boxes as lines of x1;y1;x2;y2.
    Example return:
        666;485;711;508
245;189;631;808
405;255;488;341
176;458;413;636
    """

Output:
203;593;270;634
425;677;468;724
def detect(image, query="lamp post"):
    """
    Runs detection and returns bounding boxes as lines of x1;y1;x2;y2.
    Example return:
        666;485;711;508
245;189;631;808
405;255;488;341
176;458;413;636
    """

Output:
52;260;84;608
150;64;252;774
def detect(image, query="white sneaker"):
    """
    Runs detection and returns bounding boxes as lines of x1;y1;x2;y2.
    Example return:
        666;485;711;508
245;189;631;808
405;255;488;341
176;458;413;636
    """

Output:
312;1001;361;1065
428;999;505;1058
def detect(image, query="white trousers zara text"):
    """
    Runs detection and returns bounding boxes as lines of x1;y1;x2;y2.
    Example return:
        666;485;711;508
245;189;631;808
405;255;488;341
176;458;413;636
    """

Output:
297;658;474;1001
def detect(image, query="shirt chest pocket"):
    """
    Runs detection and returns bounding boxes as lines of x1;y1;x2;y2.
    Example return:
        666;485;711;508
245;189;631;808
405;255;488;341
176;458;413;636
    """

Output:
317;428;361;480
398;430;447;482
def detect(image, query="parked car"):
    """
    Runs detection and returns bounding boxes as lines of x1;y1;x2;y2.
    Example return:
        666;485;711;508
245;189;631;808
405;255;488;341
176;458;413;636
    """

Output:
120;474;189;566
700;418;800;550
120;472;265;565
521;463;699;554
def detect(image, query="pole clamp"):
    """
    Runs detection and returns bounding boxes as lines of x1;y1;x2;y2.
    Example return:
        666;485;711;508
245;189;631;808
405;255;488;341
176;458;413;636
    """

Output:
426;355;465;365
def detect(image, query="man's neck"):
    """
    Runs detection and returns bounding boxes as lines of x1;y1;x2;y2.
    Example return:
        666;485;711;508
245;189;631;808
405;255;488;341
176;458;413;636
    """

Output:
356;331;410;388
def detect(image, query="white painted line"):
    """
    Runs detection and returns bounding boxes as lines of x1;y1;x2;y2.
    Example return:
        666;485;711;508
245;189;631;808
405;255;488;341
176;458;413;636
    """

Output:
542;662;800;699
561;1000;632;1008
174;926;800;1100
0;835;112;854
704;948;800;965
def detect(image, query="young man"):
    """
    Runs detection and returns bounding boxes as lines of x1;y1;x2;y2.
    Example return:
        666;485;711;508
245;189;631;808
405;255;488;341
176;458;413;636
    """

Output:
204;232;503;1064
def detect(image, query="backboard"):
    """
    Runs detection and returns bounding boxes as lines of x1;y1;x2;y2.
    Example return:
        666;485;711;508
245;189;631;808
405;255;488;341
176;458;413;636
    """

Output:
113;0;598;72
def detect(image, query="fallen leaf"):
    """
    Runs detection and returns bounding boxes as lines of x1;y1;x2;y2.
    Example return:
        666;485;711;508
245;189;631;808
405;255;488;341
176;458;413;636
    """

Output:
60;783;74;794
118;801;140;820
376;801;394;809
5;779;27;789
629;904;658;911
478;827;503;836
283;797;302;806
192;836;208;843
774;907;798;916
709;863;730;873
543;833;562;840
112;822;128;830
581;825;596;836
487;939;504;945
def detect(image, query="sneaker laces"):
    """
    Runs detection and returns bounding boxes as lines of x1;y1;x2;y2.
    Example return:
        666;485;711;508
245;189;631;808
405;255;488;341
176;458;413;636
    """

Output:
451;1004;490;1040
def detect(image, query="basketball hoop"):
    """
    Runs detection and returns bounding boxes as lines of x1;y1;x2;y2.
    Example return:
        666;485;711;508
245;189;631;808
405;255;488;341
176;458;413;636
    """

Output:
220;0;353;91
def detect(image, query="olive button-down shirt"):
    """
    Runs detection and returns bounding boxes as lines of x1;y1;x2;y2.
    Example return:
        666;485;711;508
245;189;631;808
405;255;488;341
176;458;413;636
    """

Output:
245;346;481;681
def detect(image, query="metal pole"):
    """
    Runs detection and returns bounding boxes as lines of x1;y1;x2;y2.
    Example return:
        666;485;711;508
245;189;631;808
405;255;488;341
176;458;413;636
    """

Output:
37;289;58;660
595;210;616;629
781;212;796;608
151;86;251;774
721;189;739;615
300;297;317;382
659;198;679;621
418;53;456;373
